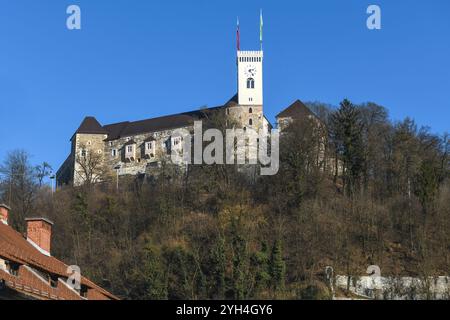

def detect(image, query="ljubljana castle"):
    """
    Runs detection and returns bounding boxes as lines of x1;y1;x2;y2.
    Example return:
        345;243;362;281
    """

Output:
56;19;321;187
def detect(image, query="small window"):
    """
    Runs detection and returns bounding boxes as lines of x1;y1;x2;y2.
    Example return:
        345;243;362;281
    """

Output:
109;141;113;147
112;149;117;157
87;140;92;146
249;119;253;126
127;145;133;153
246;78;255;89
146;142;154;150
172;137;181;146
50;276;58;288
126;137;131;142
249;108;253;114
81;149;87;157
97;150;102;154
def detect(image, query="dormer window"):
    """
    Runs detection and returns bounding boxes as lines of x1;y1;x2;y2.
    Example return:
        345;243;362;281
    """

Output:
125;143;136;161
247;78;255;89
6;261;19;276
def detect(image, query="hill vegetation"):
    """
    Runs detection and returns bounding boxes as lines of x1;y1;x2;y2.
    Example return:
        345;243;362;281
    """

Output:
1;99;449;299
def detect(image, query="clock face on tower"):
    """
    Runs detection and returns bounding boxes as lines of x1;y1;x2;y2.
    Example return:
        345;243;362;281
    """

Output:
244;65;257;77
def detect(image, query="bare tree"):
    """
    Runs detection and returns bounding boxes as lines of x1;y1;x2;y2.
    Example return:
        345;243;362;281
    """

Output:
0;150;38;230
35;162;53;187
75;144;110;186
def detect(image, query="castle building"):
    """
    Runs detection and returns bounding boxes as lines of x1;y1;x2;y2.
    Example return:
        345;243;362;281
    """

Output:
56;27;273;187
56;20;323;187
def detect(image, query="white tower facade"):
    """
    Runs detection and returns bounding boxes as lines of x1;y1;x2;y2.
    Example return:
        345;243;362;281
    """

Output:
237;50;264;106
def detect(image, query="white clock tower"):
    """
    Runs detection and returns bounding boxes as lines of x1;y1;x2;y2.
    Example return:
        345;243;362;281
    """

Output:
237;50;263;106
227;13;268;134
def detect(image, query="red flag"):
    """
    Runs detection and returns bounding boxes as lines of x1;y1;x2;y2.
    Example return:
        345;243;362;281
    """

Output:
237;17;240;51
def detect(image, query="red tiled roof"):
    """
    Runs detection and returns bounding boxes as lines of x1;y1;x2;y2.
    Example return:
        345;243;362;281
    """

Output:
0;222;118;300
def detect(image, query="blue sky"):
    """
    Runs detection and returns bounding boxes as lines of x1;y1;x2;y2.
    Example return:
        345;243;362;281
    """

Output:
0;0;449;173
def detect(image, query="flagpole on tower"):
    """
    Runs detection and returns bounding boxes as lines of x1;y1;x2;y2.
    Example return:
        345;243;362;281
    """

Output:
260;9;263;51
237;17;240;51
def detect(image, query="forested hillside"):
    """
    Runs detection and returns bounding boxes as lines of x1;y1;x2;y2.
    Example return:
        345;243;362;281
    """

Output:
1;99;449;299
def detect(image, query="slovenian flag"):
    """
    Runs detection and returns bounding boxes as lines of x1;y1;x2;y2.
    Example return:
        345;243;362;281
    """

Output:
260;9;263;44
237;17;240;51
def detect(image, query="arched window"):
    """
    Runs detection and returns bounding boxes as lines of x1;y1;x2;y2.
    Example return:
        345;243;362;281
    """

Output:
249;108;253;114
249;119;253;126
247;78;255;89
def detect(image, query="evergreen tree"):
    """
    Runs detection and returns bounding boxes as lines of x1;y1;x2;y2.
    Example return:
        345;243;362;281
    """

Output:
331;99;365;195
164;246;192;299
230;219;248;300
250;241;270;297
210;235;226;299
270;240;286;295
140;245;168;300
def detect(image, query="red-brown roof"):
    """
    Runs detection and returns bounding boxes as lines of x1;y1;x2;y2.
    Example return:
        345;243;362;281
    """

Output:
0;222;118;300
75;116;109;135
276;100;318;120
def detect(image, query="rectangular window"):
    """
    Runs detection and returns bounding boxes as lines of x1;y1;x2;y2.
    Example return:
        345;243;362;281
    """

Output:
112;149;117;157
172;137;181;146
127;145;133;153
146;142;154;150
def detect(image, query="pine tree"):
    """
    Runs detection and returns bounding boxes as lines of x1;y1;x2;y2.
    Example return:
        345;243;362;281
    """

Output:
164;246;191;299
210;235;226;299
141;245;168;299
230;219;248;300
269;240;286;295
331;99;365;195
251;241;270;297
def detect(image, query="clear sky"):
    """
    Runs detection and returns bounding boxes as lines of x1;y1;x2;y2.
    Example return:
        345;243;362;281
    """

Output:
0;0;449;173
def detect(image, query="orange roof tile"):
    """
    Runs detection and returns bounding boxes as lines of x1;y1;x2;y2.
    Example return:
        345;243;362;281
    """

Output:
0;222;118;300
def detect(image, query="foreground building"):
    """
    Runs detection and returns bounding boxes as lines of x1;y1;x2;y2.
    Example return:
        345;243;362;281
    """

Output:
0;204;118;300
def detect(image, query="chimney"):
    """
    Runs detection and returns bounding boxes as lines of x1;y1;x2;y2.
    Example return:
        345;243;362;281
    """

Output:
25;217;54;256
0;204;10;225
